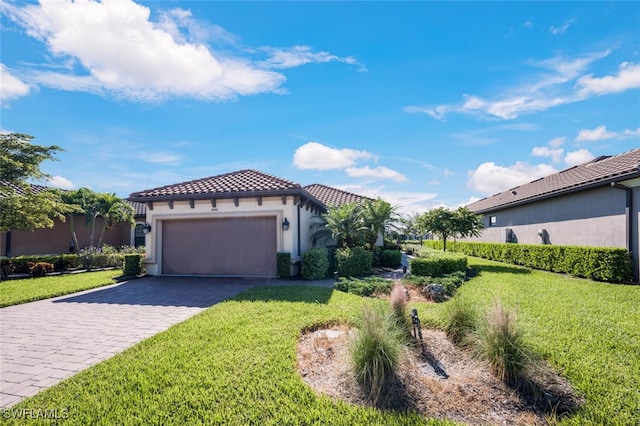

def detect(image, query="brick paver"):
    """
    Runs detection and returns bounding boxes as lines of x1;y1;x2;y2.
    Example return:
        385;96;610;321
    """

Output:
0;276;331;408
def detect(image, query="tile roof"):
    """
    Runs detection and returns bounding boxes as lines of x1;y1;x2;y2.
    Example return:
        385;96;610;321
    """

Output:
0;181;49;197
129;169;302;199
126;201;147;217
304;184;373;207
467;148;640;213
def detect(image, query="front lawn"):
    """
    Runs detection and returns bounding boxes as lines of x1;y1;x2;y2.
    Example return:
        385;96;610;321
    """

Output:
0;270;123;307
5;258;639;424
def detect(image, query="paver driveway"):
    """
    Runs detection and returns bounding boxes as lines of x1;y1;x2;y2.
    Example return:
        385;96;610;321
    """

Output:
0;276;328;408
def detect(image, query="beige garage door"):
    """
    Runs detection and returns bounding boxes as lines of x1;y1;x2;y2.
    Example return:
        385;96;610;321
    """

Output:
162;216;277;276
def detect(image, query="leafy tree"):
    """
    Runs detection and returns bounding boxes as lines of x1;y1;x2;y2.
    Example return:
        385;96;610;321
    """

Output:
418;207;483;251
452;207;484;240
0;133;62;183
0;133;74;233
361;197;399;249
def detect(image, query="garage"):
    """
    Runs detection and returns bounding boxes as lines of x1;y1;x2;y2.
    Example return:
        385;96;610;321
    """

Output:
161;216;277;276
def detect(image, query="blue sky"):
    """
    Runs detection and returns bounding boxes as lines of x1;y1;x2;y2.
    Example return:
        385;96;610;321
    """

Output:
1;1;639;214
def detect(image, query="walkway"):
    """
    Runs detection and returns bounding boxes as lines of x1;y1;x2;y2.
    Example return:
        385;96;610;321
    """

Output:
0;276;332;408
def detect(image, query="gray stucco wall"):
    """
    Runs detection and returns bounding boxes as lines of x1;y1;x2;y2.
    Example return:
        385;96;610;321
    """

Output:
466;186;627;247
464;184;639;280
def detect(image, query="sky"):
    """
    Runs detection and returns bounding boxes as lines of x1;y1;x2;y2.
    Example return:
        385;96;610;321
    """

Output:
1;1;639;215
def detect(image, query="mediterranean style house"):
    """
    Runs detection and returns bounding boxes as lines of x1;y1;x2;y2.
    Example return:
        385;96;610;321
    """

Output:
127;170;375;277
465;148;640;281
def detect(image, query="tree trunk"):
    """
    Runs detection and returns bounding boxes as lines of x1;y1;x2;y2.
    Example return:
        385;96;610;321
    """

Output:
89;214;98;249
97;220;108;249
68;215;80;253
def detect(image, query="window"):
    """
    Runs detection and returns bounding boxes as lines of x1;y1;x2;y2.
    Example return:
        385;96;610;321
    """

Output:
134;223;146;248
489;216;497;226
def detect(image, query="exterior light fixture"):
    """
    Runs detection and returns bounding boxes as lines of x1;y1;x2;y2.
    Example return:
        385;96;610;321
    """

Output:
282;218;290;231
143;222;152;234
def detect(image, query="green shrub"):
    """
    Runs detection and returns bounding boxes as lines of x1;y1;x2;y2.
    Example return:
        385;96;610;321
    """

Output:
476;302;532;384
336;247;373;277
410;251;467;277
381;250;402;267
427;241;633;283
442;296;479;345
28;262;54;278
123;254;143;276
350;303;406;404
276;252;291;278
79;248;123;270
301;248;329;280
334;277;393;297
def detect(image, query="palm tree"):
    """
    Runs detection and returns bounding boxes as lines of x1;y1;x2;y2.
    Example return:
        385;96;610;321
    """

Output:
362;197;399;249
310;203;366;248
96;193;135;248
59;188;98;253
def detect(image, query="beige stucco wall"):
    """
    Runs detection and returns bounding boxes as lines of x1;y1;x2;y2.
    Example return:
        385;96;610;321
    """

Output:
142;196;316;276
1;217;134;257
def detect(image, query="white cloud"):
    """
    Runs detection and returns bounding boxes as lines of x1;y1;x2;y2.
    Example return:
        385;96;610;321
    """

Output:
548;136;566;148
575;125;617;142
258;46;367;72
564;149;595;166
0;64;31;104
293;142;374;170
47;175;74;190
3;0;285;101
468;161;557;195
140;151;184;165
549;18;576;35
624;128;640;137
406;50;639;121
345;166;408;183
576;62;640;97
531;146;564;163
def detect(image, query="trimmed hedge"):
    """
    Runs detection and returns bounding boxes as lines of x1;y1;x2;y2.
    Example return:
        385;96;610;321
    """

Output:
336;247;373;277
28;262;54;278
381;249;402;267
422;240;632;283
276;252;291;279
301;248;329;280
123;254;143;276
409;251;467;277
334;276;393;297
1;254;79;278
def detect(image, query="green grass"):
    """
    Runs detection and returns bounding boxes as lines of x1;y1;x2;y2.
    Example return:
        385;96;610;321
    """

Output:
5;257;639;424
0;270;122;307
419;257;640;425
6;286;437;425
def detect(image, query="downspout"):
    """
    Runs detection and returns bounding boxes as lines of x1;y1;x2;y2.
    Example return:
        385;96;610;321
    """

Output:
611;182;634;280
297;205;301;257
4;231;11;257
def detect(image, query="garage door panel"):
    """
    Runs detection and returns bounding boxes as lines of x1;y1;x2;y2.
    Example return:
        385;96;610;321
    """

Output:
162;217;277;276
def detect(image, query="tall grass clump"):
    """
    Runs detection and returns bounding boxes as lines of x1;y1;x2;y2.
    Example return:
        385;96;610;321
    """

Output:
442;296;479;345
389;284;411;334
476;302;532;384
350;303;406;404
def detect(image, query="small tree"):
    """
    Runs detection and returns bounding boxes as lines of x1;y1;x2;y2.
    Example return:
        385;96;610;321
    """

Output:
418;207;483;251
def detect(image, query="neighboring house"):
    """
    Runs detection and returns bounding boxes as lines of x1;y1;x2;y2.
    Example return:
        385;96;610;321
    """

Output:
0;181;146;256
465;148;640;281
128;170;329;277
